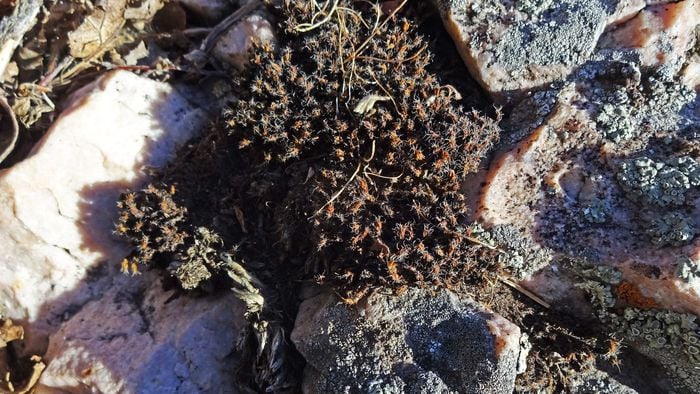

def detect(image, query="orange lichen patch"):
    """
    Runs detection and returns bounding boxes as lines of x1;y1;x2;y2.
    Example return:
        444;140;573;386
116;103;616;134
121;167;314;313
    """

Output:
614;281;661;309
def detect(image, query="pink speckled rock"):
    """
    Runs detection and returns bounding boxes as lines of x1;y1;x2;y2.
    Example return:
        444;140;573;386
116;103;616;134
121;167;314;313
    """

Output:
0;71;247;392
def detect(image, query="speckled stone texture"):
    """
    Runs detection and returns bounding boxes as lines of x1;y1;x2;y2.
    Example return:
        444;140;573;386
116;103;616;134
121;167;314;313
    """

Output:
433;0;698;102
0;71;246;392
453;3;700;389
292;288;522;394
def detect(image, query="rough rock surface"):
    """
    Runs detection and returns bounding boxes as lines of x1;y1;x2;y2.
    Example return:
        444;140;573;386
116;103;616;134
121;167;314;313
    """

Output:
37;270;244;393
472;65;700;391
292;288;522;394
212;13;276;69
454;1;700;389
0;71;245;392
598;0;700;68
434;0;699;102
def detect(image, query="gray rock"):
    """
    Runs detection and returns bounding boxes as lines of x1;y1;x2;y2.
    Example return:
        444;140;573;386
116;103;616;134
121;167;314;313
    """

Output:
292;288;521;394
432;0;623;101
433;0;699;102
569;369;639;394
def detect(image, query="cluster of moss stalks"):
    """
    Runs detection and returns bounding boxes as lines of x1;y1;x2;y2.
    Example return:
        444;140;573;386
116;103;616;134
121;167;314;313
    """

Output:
117;0;500;391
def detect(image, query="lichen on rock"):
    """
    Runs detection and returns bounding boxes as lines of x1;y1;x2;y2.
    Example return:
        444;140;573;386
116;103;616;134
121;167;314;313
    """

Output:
646;212;697;247
616;156;696;208
575;263;700;390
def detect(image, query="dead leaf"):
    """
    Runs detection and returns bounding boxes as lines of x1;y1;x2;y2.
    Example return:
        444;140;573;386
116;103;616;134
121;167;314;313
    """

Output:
124;41;149;65
353;94;390;115
233;206;247;233
12;84;54;128
68;0;129;59
0;320;23;348
0;95;19;164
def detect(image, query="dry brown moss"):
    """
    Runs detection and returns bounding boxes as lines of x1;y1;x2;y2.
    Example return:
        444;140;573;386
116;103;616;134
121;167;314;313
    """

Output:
118;0;500;299
116;2;501;389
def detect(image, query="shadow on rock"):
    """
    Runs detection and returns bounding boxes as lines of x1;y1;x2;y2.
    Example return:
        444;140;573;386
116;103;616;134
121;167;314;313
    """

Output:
0;71;248;393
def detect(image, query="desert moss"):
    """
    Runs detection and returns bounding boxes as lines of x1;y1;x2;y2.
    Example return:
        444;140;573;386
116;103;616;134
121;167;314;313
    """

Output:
116;1;501;390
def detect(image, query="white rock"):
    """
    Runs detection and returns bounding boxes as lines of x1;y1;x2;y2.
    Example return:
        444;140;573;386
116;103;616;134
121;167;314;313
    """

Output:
212;14;276;69
0;70;246;392
36;270;244;393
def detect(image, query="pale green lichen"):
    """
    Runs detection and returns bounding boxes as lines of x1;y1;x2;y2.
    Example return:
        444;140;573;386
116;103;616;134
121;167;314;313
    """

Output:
646;212;697;247
596;103;634;142
515;0;553;14
576;280;616;309
669;156;700;187
577;264;622;285
468;223;552;278
581;197;610;224
644;71;695;116
575;264;700;390
676;257;700;283
616;156;695;207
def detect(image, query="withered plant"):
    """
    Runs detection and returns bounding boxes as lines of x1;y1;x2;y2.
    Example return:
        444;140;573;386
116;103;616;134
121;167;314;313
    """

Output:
116;0;501;390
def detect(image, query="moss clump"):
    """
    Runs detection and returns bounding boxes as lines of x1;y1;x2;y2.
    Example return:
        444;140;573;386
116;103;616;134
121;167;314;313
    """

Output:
116;1;500;389
222;1;501;300
120;0;500;299
116;185;188;264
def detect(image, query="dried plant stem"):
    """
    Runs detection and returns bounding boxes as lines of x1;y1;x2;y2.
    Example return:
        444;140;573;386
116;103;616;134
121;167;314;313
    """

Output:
499;277;551;309
295;0;340;32
314;140;376;217
347;0;408;62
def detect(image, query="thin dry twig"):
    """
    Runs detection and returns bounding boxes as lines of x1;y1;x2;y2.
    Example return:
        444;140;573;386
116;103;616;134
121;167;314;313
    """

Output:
346;0;408;63
295;0;340;32
314;140;376;217
499;276;551;309
356;45;427;64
